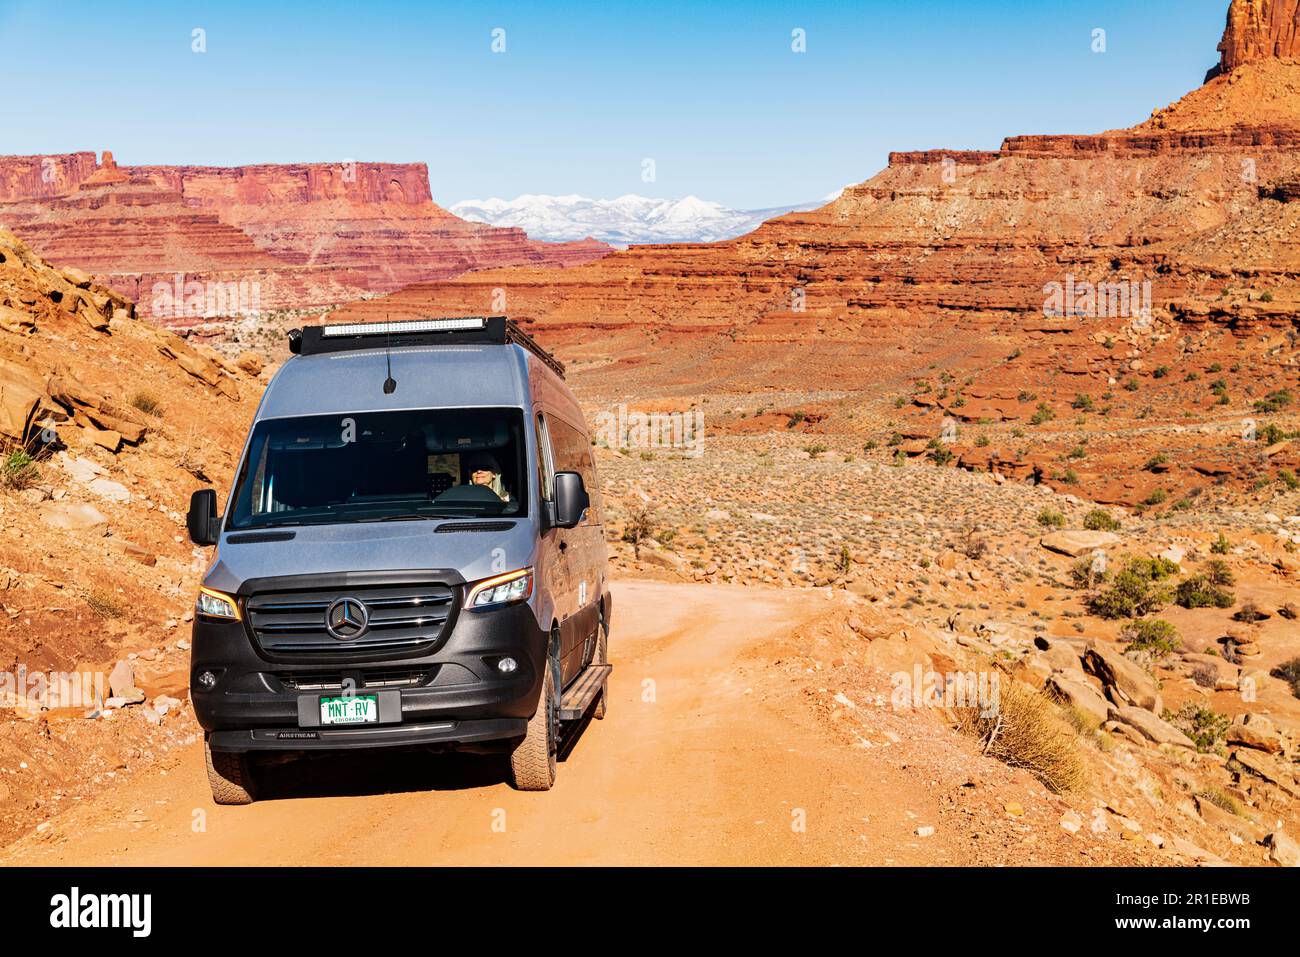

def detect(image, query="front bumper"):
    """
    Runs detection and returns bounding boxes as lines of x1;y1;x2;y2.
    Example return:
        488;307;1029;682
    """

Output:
208;718;529;754
191;599;548;753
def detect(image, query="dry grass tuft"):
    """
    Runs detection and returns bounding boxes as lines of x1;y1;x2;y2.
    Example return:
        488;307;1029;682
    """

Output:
956;679;1087;794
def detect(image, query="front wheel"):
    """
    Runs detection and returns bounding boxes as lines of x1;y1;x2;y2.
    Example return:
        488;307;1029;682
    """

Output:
204;734;256;805
508;659;557;790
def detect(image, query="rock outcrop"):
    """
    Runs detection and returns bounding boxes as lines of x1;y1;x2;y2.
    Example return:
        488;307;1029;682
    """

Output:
1211;0;1300;78
0;154;610;323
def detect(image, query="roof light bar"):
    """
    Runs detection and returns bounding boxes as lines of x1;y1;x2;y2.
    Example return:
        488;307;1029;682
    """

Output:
321;317;488;338
288;314;565;377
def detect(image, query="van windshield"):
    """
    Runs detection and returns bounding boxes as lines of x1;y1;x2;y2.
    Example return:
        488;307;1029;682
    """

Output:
226;408;528;530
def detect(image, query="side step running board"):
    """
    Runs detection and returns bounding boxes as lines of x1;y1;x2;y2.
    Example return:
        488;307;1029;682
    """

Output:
559;664;612;721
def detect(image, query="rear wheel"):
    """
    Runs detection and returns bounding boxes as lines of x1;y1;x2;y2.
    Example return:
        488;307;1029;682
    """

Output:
204;734;256;805
509;655;557;790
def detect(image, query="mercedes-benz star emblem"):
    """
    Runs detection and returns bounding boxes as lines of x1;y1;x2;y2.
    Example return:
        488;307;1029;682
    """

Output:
325;597;369;641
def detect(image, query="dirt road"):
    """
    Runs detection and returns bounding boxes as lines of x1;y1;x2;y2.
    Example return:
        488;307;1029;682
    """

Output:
4;581;965;866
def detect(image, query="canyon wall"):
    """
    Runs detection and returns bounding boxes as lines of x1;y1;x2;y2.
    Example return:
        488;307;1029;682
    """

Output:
1214;0;1300;76
0;152;609;320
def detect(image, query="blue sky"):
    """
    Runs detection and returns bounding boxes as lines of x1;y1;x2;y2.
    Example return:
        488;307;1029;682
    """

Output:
0;0;1230;209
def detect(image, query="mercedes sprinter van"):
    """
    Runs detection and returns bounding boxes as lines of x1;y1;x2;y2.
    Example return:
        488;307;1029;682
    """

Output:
185;316;611;802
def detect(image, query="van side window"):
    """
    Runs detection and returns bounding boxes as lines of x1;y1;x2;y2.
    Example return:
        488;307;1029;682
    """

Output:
547;416;602;524
535;414;555;502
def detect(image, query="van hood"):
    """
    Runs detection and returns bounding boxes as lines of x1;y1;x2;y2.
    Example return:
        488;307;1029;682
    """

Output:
203;520;539;594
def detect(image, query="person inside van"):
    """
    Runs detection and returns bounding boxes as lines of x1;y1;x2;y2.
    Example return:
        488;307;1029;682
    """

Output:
465;451;513;504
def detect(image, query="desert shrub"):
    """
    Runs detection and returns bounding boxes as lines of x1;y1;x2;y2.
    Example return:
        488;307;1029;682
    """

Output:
955;680;1086;794
129;390;164;417
1190;663;1219;689
0;449;40;491
1233;601;1266;623
1070;555;1108;589
1083;509;1120;532
1253;389;1293;414
1088;557;1176;619
1272;657;1300;698
86;589;127;619
1280;469;1300;490
1256;423;1289;445
1037;507;1066;529
1196;789;1243;817
1203;559;1235;587
1121;618;1180;658
1071;394;1094;411
1030;403;1055;426
962;526;988;560
1174;575;1234;609
1143;488;1168;506
1165;704;1230;754
621;505;656;559
929;447;954;466
1144;453;1168;471
1211;533;1230;555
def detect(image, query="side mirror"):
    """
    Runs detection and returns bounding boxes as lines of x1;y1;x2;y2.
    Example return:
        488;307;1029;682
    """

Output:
187;489;221;546
553;471;589;529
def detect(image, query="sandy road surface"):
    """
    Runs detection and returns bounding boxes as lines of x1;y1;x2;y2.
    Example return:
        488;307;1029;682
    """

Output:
4;581;961;866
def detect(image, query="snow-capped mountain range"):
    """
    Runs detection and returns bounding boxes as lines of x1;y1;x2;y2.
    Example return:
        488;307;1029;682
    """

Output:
449;192;840;246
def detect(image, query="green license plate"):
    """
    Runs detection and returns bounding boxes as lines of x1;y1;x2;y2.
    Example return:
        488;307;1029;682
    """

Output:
319;694;379;725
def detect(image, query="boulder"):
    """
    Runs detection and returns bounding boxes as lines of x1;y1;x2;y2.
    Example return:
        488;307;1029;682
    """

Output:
1194;795;1264;842
1109;705;1196;749
0;359;48;440
1033;634;1084;672
0;304;35;335
1085;643;1162;712
1046;672;1111;727
234;351;265;376
1265;832;1300;868
1041;530;1120;557
1227;714;1283;754
1233;748;1300;798
108;660;135;699
38;501;108;530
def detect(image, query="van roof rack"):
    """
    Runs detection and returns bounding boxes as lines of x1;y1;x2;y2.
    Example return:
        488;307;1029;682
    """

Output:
288;315;566;378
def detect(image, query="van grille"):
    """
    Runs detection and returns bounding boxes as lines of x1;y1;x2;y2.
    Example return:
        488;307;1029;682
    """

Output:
276;668;434;691
245;583;455;656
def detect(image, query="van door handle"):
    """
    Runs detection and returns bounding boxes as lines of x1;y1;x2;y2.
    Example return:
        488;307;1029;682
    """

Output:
559;540;568;552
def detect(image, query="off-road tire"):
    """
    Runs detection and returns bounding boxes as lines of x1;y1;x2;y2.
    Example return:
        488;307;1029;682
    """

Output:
509;660;557;790
592;614;609;720
205;734;256;805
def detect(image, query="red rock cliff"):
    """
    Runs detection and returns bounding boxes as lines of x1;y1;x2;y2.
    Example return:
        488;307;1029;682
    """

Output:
0;153;609;319
1211;0;1300;78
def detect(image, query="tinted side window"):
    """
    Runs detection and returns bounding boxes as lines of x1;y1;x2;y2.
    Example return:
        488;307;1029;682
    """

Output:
548;416;602;524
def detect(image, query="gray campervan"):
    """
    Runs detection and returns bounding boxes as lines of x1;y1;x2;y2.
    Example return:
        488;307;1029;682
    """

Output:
185;316;611;802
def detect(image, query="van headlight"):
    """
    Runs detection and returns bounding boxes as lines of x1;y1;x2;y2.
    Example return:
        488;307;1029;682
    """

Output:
196;586;241;621
466;568;534;610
